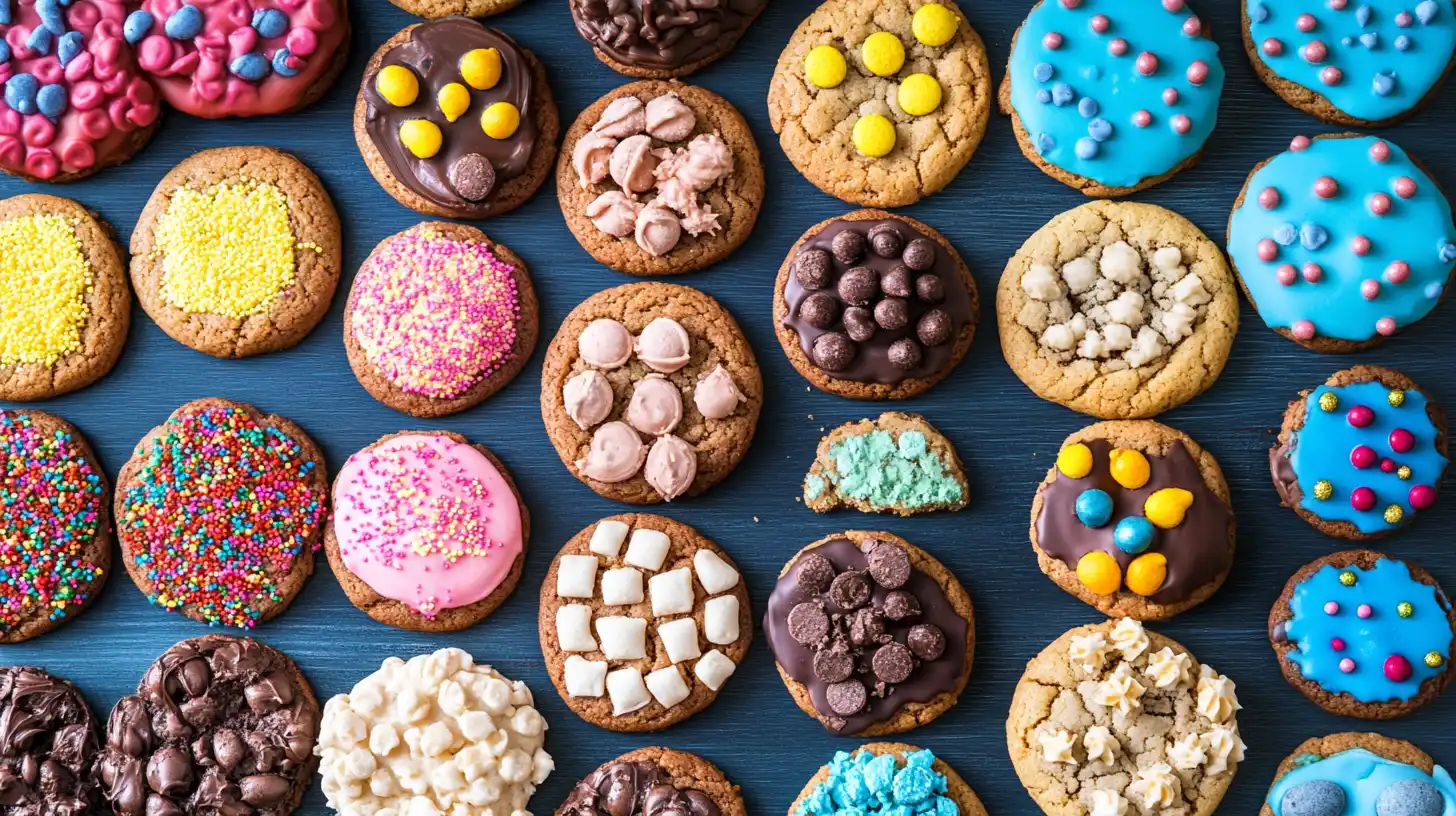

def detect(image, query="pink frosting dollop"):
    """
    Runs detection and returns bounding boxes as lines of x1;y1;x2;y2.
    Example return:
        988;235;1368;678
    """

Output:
635;317;691;373
635;204;682;257
578;318;633;369
627;375;683;436
592;95;645;139
694;365;744;420
645;434;697;501
645;93;695;142
563;369;614;430
609;134;659;194
657;133;734;192
577;421;647;483
586;191;641;238
572;130;616;188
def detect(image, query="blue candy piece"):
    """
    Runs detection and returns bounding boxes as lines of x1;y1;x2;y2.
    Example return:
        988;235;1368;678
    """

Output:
1357;4;1373;26
1035;133;1055;155
271;48;299;77
1051;82;1074;107
1376;778;1444;816
1395;34;1412;51
1300;222;1329;251
1280;780;1346;816
229;52;270;82
1033;62;1054;82
891;766;934;805
1113;516;1154;554
1274;223;1298;246
1417;0;1439;25
123;10;153;44
1374;72;1397;96
36;0;65;35
863;754;895;794
1074;137;1099;160
1252;1;1269;23
1360;31;1380;48
251;7;287;39
164;4;203;40
1075;489;1114;528
4;73;38;114
1342;35;1356;46
1088;118;1113;142
1440;241;1456;262
1077;97;1098;118
26;27;53;55
57;31;82;67
36;83;66;119
1427;281;1446;299
0;41;10;63
1036;89;1052;104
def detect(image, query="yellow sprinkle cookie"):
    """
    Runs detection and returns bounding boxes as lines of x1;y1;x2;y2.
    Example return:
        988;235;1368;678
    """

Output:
0;214;91;366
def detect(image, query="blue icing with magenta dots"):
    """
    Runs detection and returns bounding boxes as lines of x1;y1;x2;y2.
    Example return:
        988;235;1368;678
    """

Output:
796;749;958;816
1268;748;1456;816
1248;0;1456;123
1009;0;1224;188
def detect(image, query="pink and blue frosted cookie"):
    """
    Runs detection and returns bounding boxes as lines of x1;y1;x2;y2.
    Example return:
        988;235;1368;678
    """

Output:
1000;0;1225;196
1230;134;1456;351
1244;0;1456;125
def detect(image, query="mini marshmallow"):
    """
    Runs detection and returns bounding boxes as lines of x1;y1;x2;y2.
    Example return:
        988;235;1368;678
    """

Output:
556;604;596;652
1153;246;1183;272
589;520;630;558
1062;257;1098;293
694;649;736;691
606;668;650;715
1041;324;1075;351
595;616;648;660
555;555;599;599
645;666;690;709
600;568;644;606
657;617;701;664
1125;326;1167;368
1106;291;1145;327
692;550;740;594
704;595;740;645
1102;322;1133;351
623;529;671;571
1021;264;1062;301
649;568;695;617
563;656;607;698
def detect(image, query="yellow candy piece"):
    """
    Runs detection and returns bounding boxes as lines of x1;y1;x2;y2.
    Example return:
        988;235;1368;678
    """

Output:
1144;488;1194;529
376;64;419;108
460;48;502;90
912;3;959;47
1126;553;1168;596
437;82;471;123
861;31;906;77
1109;448;1151;490
399;119;442;159
1077;551;1122;596
481;102;521;139
805;45;848;89
853;114;896;157
897;73;943;116
1057;443;1093;479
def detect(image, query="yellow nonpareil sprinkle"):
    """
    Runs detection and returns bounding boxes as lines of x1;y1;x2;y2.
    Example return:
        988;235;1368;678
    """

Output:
0;214;91;366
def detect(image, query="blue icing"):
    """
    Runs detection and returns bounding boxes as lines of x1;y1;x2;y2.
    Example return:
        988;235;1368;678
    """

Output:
1229;136;1456;342
1285;559;1453;703
1268;748;1456;815
797;749;957;816
1009;0;1224;188
1248;0;1456;122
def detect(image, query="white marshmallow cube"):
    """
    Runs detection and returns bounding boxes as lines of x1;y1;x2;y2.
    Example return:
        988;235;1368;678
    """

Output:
623;529;671;571
649;568;694;617
556;604;596;652
556;555;599;599
563;656;607;698
595;616;648;660
657;617;701;664
606;668;650;715
694;649;736;691
704;595;740;645
693;550;740;594
600;568;644;606
645;666;690;709
589;520;631;558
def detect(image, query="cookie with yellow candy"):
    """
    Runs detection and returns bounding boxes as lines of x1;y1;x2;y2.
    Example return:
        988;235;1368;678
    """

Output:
1031;420;1235;620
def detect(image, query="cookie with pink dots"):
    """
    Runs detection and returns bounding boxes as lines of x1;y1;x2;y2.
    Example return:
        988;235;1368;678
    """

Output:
123;0;349;118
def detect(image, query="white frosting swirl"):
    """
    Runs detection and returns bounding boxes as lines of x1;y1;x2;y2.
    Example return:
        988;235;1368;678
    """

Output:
1089;790;1128;816
1196;665;1241;724
1144;647;1192;689
1095;663;1145;715
1200;725;1245;775
1167;733;1206;771
1110;618;1149;662
1127;763;1179;810
1082;725;1118;766
1038;728;1078;765
1068;632;1109;674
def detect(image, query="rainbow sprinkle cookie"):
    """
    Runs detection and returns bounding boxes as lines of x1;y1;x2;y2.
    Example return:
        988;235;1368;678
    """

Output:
0;410;110;643
116;398;327;629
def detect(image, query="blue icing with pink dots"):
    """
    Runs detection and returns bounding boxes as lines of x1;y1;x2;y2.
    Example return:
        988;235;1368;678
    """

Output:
1248;0;1456;122
1268;749;1456;816
1008;0;1224;188
1229;135;1456;343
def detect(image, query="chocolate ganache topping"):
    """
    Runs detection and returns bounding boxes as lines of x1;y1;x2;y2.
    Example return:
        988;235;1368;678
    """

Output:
764;538;968;735
570;0;767;72
96;636;319;816
0;668;100;816
559;761;719;816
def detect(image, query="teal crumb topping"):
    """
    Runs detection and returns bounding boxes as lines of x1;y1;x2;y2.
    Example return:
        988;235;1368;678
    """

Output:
797;749;958;816
819;429;963;509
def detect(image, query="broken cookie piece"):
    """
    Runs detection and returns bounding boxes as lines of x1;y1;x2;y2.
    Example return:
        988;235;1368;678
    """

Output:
804;412;968;516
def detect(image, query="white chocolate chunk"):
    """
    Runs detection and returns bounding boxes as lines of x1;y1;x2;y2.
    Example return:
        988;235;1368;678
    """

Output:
623;529;670;571
1125;326;1167;368
1102;323;1133;351
1153;246;1183;271
555;555;599;599
692;549;740;594
595;616;648;660
600;568;644;606
1100;241;1142;284
1062;257;1098;293
693;649;736;691
704;595;740;645
645;666;690;709
588;519;630;558
648;568;695;617
1022;263;1062;301
555;604;596;652
605;668;650;715
1042;324;1076;351
1171;272;1211;306
1106;291;1145;327
562;656;607;698
657;617;702;664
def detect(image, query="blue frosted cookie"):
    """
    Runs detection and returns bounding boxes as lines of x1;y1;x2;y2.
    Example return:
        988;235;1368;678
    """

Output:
1263;734;1456;816
1244;0;1456;125
1001;0;1225;195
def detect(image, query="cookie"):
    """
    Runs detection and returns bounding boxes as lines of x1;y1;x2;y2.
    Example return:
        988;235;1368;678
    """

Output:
324;431;528;632
558;80;763;277
356;18;559;220
804;412;969;516
1032;420;1235;621
115;398;327;629
767;0;992;208
541;282;762;504
391;0;519;18
1007;618;1245;816
343;222;539;417
1228;133;1456;352
130;146;342;359
790;743;988;816
539;514;751;732
0;410;111;643
1244;1;1456;126
1269;550;1455;720
0;0;160;180
1000;0;1224;197
765;531;974;737
1271;366;1448;539
569;0;766;78
125;0;349;118
318;648;553;815
97;635;320;816
774;210;979;400
557;747;745;816
998;201;1238;419
0;194;130;401
1262;733;1456;816
0;667;101;812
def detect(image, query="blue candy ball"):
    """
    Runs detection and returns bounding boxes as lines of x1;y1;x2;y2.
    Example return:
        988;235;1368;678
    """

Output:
1051;82;1075;106
1074;137;1100;160
251;8;288;39
229;53;270;82
1280;780;1346;816
164;4;204;40
1033;62;1054;83
1088;118;1113;142
0;41;11;64
123;10;154;44
1077;97;1098;118
1113;517;1155;554
4;73;39;115
1075;489;1114;528
1376;779;1444;816
36;83;66;119
272;48;299;77
1036;89;1051;104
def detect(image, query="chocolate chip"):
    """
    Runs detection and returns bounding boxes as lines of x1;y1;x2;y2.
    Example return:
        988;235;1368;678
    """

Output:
829;570;871;610
831;229;866;265
915;274;945;304
842;307;876;342
908;624;946;661
813;649;855;683
882;590;921;621
794;249;833;290
881;265;912;298
917;309;953;347
903;238;937;271
888;338;922;370
837;267;879;306
787;602;830;645
811;332;856;372
866;542;911;588
849;607;886;647
873;298;909;331
144;748;192;797
799;292;840;329
825;679;867;715
872;643;914;684
795;553;836;594
868;223;905;257
447;153;496;201
1271;621;1287;644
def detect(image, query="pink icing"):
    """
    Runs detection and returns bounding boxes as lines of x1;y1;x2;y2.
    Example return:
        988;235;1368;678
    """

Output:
609;134;659;193
635;203;681;256
694;365;743;420
645;93;694;142
586;190;640;237
577;421;646;483
592;95;644;139
645;434;696;501
626;375;682;436
563;369;614;430
572;130;615;188
577;318;633;369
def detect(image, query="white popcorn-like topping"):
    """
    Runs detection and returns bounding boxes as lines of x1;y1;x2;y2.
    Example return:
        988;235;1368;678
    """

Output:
694;649;736;691
556;555;599;599
556;605;596;653
1062;257;1098;293
1153;246;1183;271
693;549;740;594
600;568;645;606
589;519;630;557
1021;263;1063;301
563;656;607;698
606;668;650;715
648;568;695;617
1172;272;1210;306
1038;728;1078;764
657;617;702;664
1106;291;1145;327
1099;242;1143;285
704;595;740;645
595;616;648;660
623;529;671;571
645;666;690;709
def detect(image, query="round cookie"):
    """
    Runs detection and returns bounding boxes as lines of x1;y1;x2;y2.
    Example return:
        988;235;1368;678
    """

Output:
1262;733;1456;816
767;0;993;208
115;398;327;629
569;0;766;78
1032;420;1236;621
0;0;161;181
0;667;101;813
558;80;763;277
539;514;752;732
998;200;1238;419
1271;366;1448;539
325;431;528;633
557;747;746;815
541;282;762;504
0;194;129;401
391;0;519;18
1228;133;1456;352
1244;0;1456;126
1270;550;1455;720
790;743;988;816
344;222;539;417
97;635;320;816
804;412;970;516
1007;618;1245;816
356;18;559;220
126;0;349;118
130;146;342;359
0;409;111;643
764;531;974;737
774;210;979;400
1001;0;1225;197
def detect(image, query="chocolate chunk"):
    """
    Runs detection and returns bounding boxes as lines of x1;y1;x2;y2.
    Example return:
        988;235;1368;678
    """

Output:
799;292;840;329
873;298;909;331
908;624;947;661
177;659;210;698
794;249;833;290
212;731;246;773
915;274;945;304
917;309;953;347
239;774;290;807
837;267;879;306
829;570;871;610
787;602;830;645
831;229;866;265
826;679;867;715
872;643;914;684
144;749;192;797
795;553;836;594
812;649;855;684
849;607;886;647
868;223;905;258
842;307;876;342
902;238;937;271
447;153;496;201
811;332;856;372
881;264;913;298
888;338;923;370
882;590;921;621
866;542;912;589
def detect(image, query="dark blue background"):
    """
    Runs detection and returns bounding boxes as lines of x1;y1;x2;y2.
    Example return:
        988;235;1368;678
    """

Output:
5;0;1456;813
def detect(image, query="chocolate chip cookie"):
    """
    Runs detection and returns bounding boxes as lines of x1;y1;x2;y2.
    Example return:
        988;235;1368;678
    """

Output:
0;666;102;813
569;0;767;78
557;747;746;815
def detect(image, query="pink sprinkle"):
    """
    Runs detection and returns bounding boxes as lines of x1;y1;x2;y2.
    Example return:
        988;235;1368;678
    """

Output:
1264;37;1285;56
1332;637;1347;651
1351;235;1371;256
1395;177;1418;198
1361;278;1382;300
1321;66;1343;85
1390;428;1416;453
1090;14;1110;32
1304;40;1328;63
1277;264;1298;286
1171;114;1192;134
1163;0;1185;10
1370;140;1392;162
1109;38;1129;56
1303;262;1324;283
1136;51;1159;75
1397;10;1413;25
1259;187;1281;209
1133;109;1152;127
1297;13;1318;31
1376;317;1398;336
1340;658;1357;673
1292;319;1316;340
1325;601;1341;615
1369;192;1392;215
1163;87;1180;105
1330;0;1348;8
1187;60;1210;84
1314;176;1339;198
1183;16;1202;36
1386;261;1411;284
1044;32;1064;49
1358;604;1373;619
1258;238;1279;261
1291;135;1312;151
1348;405;1376;428
1061;0;1082;7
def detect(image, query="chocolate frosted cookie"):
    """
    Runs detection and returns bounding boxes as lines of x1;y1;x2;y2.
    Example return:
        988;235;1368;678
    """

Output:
558;80;763;277
1272;366;1448;539
774;211;978;400
1262;733;1456;816
765;532;974;737
804;412;969;516
0;667;101;814
557;747;745;816
1270;550;1455;720
791;744;987;816
357;19;559;220
1033;420;1235;621
569;0;766;78
98;636;319;816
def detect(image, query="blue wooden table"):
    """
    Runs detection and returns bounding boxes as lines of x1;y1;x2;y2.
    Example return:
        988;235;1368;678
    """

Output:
5;1;1456;813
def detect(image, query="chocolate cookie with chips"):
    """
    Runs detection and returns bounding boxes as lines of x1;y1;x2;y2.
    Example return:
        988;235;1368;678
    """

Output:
0;667;101;815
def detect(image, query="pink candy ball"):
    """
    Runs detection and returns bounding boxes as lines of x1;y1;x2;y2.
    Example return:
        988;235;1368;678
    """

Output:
1109;38;1129;56
1171;114;1192;134
1133;109;1152;127
1163;87;1180;105
1044;32;1064;49
1397;10;1413;25
1277;264;1298;286
1061;0;1082;7
1358;604;1373;619
1330;0;1348;8
1370;140;1392;162
1258;239;1279;261
1369;192;1392;215
1381;458;1398;473
1376;317;1398;336
1297;12;1318;31
1304;40;1329;63
1314;176;1339;198
1321;66;1344;85
1136;51;1159;75
1332;637;1347;651
1351;486;1377;511
1090;14;1110;32
1293;319;1316;340
1324;601;1341;615
1340;658;1357;673
1292;135;1312;151
1348;405;1376;427
1386;261;1411;284
1351;445;1378;469
1361;279;1382;300
1264;37;1285;56
1351;235;1372;256
1164;0;1186;10
1410;484;1438;510
1390;428;1416;453
1259;187;1281;209
1395;176;1418;198
1187;60;1210;84
1385;654;1413;682
1303;262;1324;283
1183;16;1202;36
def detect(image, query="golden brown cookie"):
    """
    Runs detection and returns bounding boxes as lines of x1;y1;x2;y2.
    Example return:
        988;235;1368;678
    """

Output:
556;747;747;815
804;412;969;516
568;0;767;78
1260;732;1455;816
390;0;519;17
789;743;988;816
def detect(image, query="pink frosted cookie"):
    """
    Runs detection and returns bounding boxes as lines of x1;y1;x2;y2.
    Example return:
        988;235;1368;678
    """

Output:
124;0;348;118
324;430;529;632
0;0;161;181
